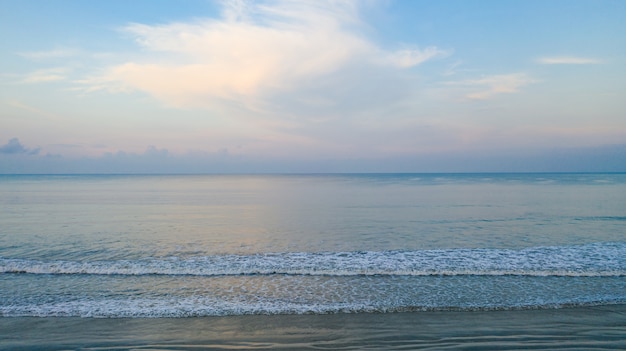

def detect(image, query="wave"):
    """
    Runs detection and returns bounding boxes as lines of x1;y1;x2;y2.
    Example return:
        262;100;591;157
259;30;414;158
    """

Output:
2;297;624;318
2;242;625;277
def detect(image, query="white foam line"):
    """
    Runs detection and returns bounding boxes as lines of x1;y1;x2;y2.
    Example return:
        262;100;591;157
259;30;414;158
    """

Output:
2;243;624;277
2;298;624;318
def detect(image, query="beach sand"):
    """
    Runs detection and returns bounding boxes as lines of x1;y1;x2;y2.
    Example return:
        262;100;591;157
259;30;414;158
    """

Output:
2;305;625;350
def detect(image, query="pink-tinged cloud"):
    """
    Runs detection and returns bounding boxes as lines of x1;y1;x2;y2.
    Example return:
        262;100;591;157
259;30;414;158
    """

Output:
448;73;535;100
84;1;444;111
536;56;602;65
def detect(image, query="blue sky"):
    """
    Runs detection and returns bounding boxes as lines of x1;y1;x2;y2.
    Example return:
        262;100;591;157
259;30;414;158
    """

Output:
1;0;625;173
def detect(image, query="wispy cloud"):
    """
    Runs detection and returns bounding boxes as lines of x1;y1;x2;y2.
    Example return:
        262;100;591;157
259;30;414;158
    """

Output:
447;73;535;100
20;68;67;83
383;47;448;68
18;48;80;60
442;60;463;77
6;100;64;122
536;56;602;65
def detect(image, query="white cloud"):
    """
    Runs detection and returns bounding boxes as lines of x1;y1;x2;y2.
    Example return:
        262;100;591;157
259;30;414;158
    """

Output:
84;0;442;112
536;56;602;65
448;73;535;100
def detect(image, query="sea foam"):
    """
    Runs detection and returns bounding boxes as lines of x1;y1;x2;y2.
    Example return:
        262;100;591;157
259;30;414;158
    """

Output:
2;242;624;277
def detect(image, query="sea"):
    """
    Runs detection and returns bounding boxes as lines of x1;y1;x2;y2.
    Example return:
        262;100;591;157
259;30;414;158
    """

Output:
1;173;625;349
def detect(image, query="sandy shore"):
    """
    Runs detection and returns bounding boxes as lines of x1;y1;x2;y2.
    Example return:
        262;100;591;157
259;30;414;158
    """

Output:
2;305;625;350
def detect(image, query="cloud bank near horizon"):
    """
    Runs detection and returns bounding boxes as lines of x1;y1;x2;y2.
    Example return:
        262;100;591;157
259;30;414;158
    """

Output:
0;138;40;156
2;137;625;174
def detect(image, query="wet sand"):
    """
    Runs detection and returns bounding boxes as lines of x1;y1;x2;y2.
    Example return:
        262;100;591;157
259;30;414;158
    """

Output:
2;305;625;350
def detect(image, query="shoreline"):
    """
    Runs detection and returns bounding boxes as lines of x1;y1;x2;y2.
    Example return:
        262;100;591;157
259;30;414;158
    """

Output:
2;304;625;350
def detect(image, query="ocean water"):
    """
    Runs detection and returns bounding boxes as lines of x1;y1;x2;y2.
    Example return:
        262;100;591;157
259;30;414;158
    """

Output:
1;173;625;319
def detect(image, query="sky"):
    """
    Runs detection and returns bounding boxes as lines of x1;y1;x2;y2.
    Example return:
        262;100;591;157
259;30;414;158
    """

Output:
1;0;625;173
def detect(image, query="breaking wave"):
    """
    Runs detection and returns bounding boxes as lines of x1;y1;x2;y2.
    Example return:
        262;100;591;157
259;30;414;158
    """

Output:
3;242;625;277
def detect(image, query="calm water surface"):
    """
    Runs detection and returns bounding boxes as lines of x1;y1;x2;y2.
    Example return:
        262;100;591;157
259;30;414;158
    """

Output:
1;173;625;317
